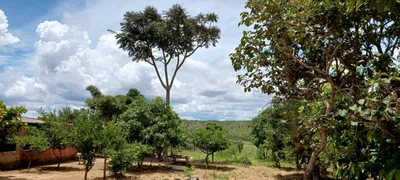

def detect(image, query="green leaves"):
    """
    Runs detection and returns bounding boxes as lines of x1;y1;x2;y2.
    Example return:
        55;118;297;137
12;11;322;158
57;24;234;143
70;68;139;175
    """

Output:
192;123;230;165
11;126;49;154
338;109;348;117
386;169;396;180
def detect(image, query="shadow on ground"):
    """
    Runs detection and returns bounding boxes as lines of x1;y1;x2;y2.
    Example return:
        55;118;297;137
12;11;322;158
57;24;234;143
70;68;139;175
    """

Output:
274;173;334;180
192;163;235;172
39;166;82;172
92;175;139;180
278;167;298;172
274;173;304;180
0;176;29;180
129;165;180;175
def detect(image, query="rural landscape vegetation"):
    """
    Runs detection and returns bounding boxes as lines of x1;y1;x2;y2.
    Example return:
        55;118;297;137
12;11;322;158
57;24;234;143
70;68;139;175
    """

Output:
1;0;400;180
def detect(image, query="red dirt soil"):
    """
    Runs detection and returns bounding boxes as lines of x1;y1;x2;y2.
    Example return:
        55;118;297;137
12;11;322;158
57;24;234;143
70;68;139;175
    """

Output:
0;158;303;180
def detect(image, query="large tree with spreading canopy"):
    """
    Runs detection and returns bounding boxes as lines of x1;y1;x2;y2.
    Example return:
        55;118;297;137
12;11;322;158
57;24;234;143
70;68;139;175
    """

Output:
115;4;220;104
231;0;400;179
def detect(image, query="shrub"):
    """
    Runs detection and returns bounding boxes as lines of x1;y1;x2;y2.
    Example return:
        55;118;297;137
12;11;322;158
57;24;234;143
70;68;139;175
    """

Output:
234;141;244;154
109;143;147;176
183;166;195;178
240;157;252;167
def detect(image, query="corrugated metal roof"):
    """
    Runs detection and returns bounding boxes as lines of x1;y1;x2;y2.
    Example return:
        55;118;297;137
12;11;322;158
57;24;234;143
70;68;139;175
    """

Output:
20;117;45;124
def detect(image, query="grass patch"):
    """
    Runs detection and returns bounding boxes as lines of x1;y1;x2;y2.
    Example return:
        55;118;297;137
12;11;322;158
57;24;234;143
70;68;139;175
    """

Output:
182;141;295;168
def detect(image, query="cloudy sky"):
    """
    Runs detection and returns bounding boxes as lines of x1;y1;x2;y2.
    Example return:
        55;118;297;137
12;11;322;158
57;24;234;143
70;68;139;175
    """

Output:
0;0;270;120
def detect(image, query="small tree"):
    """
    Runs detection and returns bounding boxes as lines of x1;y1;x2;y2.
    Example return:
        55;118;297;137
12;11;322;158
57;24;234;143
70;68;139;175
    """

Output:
11;126;49;172
115;4;220;104
121;96;185;162
38;109;73;168
71;110;103;180
98;122;127;180
109;143;148;177
192;123;230;166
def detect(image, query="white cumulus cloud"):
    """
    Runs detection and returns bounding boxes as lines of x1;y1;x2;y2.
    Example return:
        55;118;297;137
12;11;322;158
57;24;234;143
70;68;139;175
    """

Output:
0;1;269;120
0;10;20;47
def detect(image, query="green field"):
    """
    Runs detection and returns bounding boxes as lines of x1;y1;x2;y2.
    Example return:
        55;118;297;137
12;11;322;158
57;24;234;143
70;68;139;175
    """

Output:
181;141;294;168
182;120;252;142
181;120;295;168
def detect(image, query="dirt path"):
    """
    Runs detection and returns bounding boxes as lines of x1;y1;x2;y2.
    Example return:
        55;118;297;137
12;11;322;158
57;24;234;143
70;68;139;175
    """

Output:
0;158;302;180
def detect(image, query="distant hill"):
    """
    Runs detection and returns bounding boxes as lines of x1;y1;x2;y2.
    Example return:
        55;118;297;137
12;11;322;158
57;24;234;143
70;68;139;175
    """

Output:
182;120;252;142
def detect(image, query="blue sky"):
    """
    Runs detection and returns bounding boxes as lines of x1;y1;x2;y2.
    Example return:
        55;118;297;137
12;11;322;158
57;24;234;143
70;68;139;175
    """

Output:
0;0;270;120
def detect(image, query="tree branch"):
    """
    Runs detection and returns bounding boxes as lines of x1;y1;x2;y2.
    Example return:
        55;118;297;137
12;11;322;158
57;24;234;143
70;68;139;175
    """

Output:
169;53;182;88
151;56;167;89
280;39;325;76
390;37;399;56
326;41;343;75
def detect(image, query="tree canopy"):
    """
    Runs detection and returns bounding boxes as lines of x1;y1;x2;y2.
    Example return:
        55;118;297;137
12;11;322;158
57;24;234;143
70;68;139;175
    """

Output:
192;123;230;166
11;126;49;172
0;100;27;146
231;0;400;179
115;4;220;104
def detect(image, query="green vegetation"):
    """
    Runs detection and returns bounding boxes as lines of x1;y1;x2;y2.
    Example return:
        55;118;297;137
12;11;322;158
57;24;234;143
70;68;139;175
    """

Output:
231;0;400;179
183;166;195;178
0;100;27;150
10;126;49;172
183;141;294;168
192;123;230;166
38;109;73;168
109;143;148;177
2;1;400;180
183;120;251;142
114;4;220;105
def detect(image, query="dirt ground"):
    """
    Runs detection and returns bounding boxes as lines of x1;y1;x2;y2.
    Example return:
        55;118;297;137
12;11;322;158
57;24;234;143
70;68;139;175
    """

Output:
0;158;303;180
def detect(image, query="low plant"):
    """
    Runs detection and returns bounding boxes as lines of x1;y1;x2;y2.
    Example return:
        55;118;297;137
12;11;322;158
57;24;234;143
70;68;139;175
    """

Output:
109;143;147;176
240;157;252;167
183;166;195;178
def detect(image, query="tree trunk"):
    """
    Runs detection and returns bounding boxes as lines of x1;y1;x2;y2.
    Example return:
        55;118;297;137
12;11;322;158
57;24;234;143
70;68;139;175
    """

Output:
163;142;168;162
84;168;88;180
296;153;300;170
304;126;328;180
58;149;62;168
103;157;107;180
156;146;162;161
304;79;334;180
27;154;31;172
212;153;214;163
205;154;209;168
52;149;60;168
166;88;171;105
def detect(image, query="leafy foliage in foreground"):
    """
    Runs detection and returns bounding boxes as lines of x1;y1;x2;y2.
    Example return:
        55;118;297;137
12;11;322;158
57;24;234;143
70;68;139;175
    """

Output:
232;0;400;179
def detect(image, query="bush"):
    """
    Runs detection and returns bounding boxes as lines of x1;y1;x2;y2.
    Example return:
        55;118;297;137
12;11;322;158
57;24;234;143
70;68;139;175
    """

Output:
217;145;238;161
234;141;244;154
256;147;267;160
109;143;147;176
183;166;195;178
240;157;252;167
